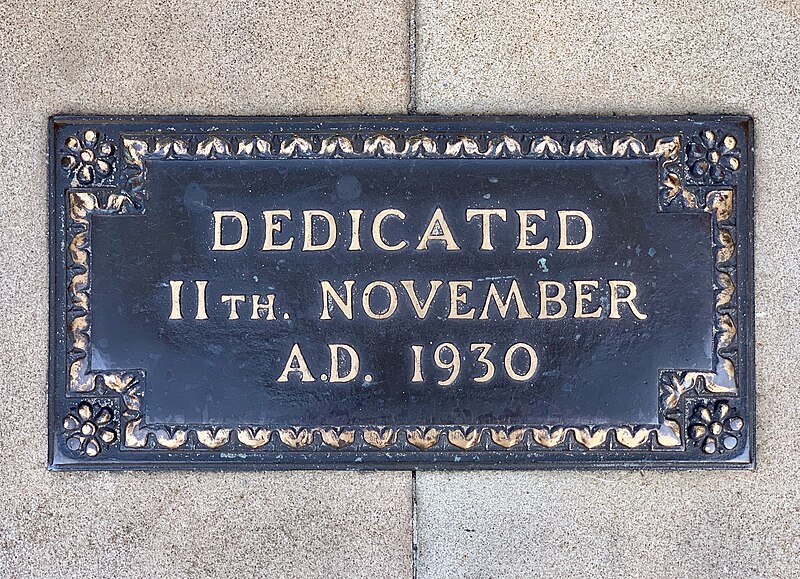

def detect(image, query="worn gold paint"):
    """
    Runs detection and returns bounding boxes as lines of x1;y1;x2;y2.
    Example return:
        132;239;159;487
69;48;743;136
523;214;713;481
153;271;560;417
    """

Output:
407;428;441;450
490;428;527;448
196;429;232;449
277;428;314;448
319;429;356;448
704;189;738;394
363;428;398;449
655;421;682;447
531;427;567;448
447;428;483;449
615;427;651;448
237;428;272;448
573;428;609;449
124;418;188;449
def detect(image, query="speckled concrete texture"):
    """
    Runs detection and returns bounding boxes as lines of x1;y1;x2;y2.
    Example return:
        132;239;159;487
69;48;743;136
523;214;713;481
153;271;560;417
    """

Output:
0;0;411;577
414;1;799;577
4;0;799;575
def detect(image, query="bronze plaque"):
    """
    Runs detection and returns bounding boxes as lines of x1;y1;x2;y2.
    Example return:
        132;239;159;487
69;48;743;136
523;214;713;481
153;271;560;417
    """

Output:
49;116;754;469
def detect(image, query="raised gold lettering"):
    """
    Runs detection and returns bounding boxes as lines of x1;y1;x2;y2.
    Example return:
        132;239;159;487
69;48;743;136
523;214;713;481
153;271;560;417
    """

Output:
410;344;424;383
262;210;294;251
348;209;364;251
194;280;209;320
516;210;548;250
609;280;648;320
362;281;398;320
448;281;475;319
328;344;360;382
466;208;507;250
400;280;443;319
479;280;532;320
471;343;495;383
168;280;183;320
372;209;407;251
302;210;337;251
319;280;355;320
558;210;593;250
417;206;460;251
251;294;276;320
221;294;246;320
276;343;315;382
212;210;248;251
504;342;539;381
573;280;601;318
538;281;567;319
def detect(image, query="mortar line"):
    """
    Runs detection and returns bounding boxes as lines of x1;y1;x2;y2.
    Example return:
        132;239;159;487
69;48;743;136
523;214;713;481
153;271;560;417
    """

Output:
411;470;419;579
407;0;418;113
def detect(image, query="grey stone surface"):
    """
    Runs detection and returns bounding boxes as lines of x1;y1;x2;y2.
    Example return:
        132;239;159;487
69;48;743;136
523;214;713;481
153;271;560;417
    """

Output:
414;1;800;577
4;0;799;575
0;1;411;577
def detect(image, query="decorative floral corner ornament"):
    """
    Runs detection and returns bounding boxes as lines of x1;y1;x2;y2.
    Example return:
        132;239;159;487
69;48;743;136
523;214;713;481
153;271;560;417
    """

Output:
63;402;117;457
689;401;743;454
61;130;115;185
686;129;741;184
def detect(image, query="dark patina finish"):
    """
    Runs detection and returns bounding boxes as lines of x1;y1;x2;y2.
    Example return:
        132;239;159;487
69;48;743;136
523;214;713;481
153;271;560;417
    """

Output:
49;116;754;469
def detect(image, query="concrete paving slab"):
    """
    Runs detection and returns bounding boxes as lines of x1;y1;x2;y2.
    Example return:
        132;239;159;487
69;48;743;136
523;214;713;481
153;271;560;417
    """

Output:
414;1;800;577
0;1;412;577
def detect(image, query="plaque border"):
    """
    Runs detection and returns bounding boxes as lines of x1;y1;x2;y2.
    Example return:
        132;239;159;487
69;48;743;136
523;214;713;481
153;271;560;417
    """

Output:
48;116;755;470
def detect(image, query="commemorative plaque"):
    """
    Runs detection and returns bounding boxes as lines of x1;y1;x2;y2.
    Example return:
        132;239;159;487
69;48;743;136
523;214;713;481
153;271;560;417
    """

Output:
49;116;754;469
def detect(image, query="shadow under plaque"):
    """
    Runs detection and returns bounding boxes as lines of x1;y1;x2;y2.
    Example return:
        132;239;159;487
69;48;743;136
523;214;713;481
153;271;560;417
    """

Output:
48;115;754;470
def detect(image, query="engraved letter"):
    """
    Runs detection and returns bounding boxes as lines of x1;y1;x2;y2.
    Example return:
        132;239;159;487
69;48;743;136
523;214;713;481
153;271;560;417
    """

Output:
212;210;248;251
466;208;507;250
609;280;648;320
262;210;294;251
320;280;355;320
303;210;337;251
558;210;593;250
417;206;461;251
276;343;316;382
516;210;548;250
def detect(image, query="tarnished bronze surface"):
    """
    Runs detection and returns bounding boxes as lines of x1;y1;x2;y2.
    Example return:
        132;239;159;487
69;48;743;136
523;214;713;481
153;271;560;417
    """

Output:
48;116;754;469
